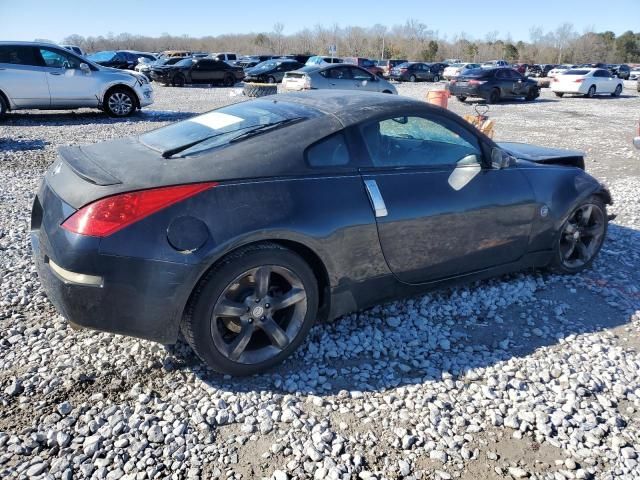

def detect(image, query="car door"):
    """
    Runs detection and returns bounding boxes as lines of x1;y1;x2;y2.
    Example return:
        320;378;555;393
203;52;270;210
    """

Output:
349;67;377;91
495;69;515;97
599;69;615;93
510;70;529;96
0;45;50;108
326;66;356;90
37;47;101;107
191;59;214;83
357;113;537;284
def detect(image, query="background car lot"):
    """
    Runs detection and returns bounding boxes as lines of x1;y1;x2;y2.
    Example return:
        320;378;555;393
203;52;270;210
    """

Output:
1;82;640;479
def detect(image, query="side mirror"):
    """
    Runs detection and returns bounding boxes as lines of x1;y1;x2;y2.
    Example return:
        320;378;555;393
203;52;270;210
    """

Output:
491;147;515;169
80;63;91;74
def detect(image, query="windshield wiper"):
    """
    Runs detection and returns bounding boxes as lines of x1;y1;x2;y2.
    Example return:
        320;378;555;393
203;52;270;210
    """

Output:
228;117;304;144
161;117;304;158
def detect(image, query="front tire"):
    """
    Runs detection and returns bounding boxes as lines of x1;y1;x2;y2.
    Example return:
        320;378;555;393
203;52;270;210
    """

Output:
173;74;186;87
0;95;7;118
456;96;467;102
182;244;319;376
104;88;136;117
409;75;417;82
612;84;622;97
550;196;607;274
223;74;235;87
525;87;539;101
432;74;440;82
555;92;564;97
267;75;276;84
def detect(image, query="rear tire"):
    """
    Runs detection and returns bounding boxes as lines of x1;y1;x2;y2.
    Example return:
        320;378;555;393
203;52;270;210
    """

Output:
554;92;564;97
181;244;319;376
488;88;501;104
267;75;276;84
104;88;136;117
456;96;467;102
586;85;596;98
611;84;622;97
223;74;235;87
432;74;440;82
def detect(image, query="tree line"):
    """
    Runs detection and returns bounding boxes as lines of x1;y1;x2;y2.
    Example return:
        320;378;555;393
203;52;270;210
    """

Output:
55;20;640;64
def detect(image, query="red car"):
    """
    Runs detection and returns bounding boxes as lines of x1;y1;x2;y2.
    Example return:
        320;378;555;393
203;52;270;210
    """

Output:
512;63;529;74
343;57;384;76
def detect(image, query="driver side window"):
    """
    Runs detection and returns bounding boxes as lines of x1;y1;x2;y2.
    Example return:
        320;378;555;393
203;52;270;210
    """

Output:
361;115;481;168
39;48;81;69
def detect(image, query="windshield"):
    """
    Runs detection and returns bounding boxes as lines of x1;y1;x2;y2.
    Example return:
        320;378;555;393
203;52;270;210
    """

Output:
88;51;116;62
449;63;465;68
395;62;410;69
174;58;193;67
140;100;321;157
565;69;590;75
253;60;278;71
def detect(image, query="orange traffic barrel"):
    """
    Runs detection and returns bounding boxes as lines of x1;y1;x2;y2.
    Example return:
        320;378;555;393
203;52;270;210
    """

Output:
426;90;450;109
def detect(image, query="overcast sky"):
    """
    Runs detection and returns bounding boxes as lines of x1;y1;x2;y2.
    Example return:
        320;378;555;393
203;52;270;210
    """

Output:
2;0;639;43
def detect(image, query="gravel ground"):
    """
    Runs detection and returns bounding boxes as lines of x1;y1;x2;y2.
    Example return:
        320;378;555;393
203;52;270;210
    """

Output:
1;81;640;480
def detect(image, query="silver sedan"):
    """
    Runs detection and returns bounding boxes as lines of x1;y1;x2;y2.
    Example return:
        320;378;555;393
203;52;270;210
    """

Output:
282;64;397;94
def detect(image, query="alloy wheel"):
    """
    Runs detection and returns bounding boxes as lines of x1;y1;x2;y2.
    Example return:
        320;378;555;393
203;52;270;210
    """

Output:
559;203;606;269
107;92;133;116
210;265;307;364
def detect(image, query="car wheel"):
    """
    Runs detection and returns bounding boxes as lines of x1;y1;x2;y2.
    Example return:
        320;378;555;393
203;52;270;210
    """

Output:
550;196;607;274
104;88;135;117
525;87;539;101
182;243;319;375
223;74;235;87
611;84;622;97
173;74;186;87
409;75;417;82
554;92;564;97
432;74;440;82
456;96;467;102
267;75;276;84
586;85;596;98
488;88;501;104
0;95;7;118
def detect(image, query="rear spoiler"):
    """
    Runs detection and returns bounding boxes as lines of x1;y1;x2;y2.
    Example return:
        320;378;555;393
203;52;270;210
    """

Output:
58;146;121;186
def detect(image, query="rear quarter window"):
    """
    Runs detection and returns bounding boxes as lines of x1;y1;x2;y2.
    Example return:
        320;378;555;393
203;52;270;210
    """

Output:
306;133;350;167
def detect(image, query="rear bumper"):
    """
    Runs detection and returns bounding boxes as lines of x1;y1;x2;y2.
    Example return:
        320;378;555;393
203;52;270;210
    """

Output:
449;84;486;98
31;185;197;344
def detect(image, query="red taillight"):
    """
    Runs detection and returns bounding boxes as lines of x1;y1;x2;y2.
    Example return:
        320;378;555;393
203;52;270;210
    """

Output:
400;68;408;72
468;79;486;85
574;78;584;83
62;182;217;237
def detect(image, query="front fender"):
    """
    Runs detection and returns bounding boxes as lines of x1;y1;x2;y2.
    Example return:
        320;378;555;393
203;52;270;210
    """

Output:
521;166;611;253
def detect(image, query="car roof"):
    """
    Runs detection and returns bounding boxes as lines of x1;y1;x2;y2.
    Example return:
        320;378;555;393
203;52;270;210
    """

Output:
0;41;63;48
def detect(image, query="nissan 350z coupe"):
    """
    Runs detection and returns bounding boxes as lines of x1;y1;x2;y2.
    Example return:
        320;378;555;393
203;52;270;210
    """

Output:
31;91;612;375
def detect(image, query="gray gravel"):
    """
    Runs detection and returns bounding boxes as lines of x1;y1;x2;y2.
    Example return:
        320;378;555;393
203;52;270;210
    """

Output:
1;81;640;480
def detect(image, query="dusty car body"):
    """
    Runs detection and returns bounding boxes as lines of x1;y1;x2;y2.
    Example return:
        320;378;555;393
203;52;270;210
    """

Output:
32;91;611;375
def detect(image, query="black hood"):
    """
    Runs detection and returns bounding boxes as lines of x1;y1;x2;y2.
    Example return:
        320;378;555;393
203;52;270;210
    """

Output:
499;142;585;169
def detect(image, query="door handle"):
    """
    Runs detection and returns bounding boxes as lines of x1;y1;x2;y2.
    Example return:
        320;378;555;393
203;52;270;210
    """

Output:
49;72;63;76
364;179;388;218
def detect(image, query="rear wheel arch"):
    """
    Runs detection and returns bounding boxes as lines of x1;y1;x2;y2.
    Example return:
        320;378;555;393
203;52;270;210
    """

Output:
182;239;332;330
0;89;10;113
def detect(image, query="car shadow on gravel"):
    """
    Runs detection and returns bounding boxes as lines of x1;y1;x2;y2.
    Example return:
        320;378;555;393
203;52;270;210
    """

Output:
1;110;196;126
166;223;639;396
0;138;48;151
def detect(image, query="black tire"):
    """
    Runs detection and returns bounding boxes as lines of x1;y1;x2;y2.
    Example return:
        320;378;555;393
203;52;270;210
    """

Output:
104;88;136;117
0;95;7;118
549;195;608;275
525;87;539;101
182;243;319;375
586;85;596;98
266;75;276;84
382;90;393;94
611;84;622;97
409;74;417;82
432;74;440;82
173;74;186;87
223;74;235;87
456;96;467;102
243;83;278;98
488;88;501;104
555;92;564;97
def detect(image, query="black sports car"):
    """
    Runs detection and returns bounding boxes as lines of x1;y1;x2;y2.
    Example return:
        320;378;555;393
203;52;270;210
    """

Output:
32;91;611;375
449;67;540;103
150;58;244;87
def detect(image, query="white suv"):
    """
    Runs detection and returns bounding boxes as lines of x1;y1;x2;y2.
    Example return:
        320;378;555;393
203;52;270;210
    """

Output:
0;41;154;118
